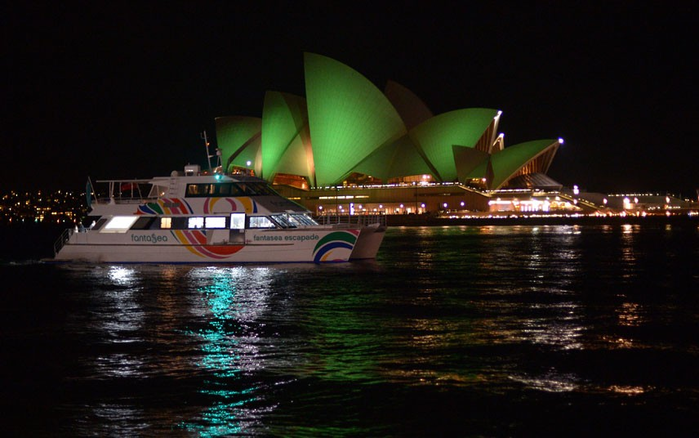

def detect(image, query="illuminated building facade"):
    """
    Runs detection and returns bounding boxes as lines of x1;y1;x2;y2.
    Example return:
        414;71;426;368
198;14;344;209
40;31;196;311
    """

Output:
215;53;565;216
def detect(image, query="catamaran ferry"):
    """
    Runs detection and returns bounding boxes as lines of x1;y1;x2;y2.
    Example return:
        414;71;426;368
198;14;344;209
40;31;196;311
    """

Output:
53;165;386;263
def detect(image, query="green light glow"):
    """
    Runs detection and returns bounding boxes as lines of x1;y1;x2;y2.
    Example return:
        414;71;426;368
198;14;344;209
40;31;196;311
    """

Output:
179;267;271;437
453;145;490;182
349;134;434;181
409;108;498;181
261;91;314;184
215;116;262;175
489;139;559;189
304;52;407;185
215;54;560;190
384;80;434;130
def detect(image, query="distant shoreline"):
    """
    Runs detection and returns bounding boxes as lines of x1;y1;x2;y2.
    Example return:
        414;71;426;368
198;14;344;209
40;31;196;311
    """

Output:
381;214;699;227
1;216;696;262
1;214;698;231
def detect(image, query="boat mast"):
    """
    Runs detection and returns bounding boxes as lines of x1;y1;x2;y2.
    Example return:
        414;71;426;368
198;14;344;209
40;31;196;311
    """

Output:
201;130;212;173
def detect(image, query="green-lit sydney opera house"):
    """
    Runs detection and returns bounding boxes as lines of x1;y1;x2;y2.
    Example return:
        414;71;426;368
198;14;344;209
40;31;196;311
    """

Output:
214;53;578;217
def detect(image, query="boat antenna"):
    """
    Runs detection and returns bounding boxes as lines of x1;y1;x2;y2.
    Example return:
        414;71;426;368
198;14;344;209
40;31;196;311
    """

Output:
215;147;223;170
201;130;212;172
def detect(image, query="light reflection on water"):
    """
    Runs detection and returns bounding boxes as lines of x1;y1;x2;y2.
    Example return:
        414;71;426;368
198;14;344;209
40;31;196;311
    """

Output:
180;266;274;437
12;223;696;436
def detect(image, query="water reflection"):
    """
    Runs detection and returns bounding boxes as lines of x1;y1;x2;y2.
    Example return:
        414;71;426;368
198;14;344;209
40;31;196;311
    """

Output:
63;265;152;434
519;304;585;350
510;369;581;393
608;384;648;395
90;266;146;378
107;265;137;286
181;266;274;437
616;302;646;327
618;224;639;282
89;403;148;437
44;224;697;435
381;225;592;391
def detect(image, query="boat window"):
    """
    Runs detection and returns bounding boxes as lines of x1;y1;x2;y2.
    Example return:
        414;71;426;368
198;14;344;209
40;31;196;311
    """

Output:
227;184;245;196
101;216;139;233
172;217;188;229
185;182;279;197
246;183;278;196
270;214;296;228
185;183;244;197
205;217;227;229
236;183;255;195
187;184;218;196
287;215;302;227
230;213;245;230
188;217;204;229
248;216;276;228
187;185;201;196
219;183;245;196
286;215;299;227
131;217;155;230
149;185;167;198
291;214;318;226
92;218;108;230
160;217;172;229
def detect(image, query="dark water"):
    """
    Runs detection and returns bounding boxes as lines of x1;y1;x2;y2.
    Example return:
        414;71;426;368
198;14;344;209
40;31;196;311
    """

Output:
2;223;699;436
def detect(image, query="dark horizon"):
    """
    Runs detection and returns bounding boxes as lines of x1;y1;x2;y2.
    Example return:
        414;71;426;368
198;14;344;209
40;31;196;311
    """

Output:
5;3;698;196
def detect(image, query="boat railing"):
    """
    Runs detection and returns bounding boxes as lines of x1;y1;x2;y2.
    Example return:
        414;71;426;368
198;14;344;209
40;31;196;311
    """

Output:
315;214;387;227
92;179;157;205
94;196;158;205
53;228;74;256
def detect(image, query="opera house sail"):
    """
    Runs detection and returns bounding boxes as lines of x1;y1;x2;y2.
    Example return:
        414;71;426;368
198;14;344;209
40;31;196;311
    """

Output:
215;53;565;216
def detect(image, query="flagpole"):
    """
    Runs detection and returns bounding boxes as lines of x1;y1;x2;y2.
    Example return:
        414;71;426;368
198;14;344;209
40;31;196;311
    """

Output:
86;177;94;208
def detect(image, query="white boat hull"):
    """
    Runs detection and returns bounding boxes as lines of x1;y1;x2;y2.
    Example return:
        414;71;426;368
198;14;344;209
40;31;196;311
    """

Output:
53;173;387;264
54;226;385;264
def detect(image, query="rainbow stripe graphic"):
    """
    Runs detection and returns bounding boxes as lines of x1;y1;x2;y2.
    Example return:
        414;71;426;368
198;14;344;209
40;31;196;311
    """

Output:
202;197;258;214
137;197;258;215
137;198;194;215
312;230;359;263
170;230;244;259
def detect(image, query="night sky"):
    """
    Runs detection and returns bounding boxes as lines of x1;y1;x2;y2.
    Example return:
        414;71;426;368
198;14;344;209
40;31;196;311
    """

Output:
5;3;698;196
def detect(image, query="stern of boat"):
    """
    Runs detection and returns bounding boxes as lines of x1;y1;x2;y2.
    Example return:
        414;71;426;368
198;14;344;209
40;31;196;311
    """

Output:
349;222;386;260
316;214;387;260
